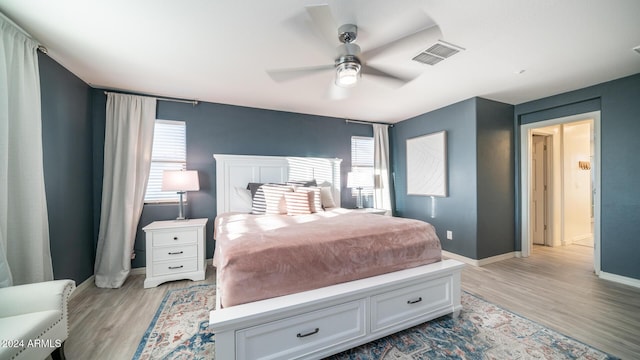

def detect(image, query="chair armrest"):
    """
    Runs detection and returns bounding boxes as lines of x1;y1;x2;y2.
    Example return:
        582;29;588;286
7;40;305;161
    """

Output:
0;279;75;317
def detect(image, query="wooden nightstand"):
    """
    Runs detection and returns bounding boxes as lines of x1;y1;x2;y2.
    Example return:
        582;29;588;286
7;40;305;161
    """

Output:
351;208;387;215
142;218;208;288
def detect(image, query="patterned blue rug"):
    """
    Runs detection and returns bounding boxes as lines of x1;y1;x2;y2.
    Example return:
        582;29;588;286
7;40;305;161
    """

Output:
133;284;618;360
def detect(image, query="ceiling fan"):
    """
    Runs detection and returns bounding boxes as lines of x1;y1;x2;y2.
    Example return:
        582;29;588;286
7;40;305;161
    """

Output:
267;4;443;98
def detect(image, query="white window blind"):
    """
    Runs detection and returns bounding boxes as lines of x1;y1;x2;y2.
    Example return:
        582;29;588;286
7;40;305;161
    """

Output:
144;120;186;203
351;136;374;195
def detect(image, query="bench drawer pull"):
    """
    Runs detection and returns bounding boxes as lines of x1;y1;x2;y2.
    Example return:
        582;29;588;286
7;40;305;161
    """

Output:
296;328;319;338
407;297;422;304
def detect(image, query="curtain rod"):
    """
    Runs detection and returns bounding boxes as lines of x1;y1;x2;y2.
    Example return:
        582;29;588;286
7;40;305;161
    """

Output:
103;91;198;106
345;119;394;127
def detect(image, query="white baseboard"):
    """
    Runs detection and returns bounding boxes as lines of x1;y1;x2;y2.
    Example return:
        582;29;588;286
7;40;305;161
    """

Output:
564;233;593;246
442;250;516;267
599;271;640;289
70;274;94;299
73;258;215;299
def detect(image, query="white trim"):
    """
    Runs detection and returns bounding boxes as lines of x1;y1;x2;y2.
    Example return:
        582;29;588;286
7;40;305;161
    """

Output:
70;275;95;300
442;250;515;266
520;111;601;274
599;271;640;289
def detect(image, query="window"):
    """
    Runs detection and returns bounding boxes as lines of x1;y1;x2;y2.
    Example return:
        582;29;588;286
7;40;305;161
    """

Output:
351;136;374;196
144;120;186;203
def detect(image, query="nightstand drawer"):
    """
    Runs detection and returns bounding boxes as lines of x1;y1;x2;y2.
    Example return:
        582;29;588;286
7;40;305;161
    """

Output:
152;244;197;262
152;258;198;276
152;229;198;246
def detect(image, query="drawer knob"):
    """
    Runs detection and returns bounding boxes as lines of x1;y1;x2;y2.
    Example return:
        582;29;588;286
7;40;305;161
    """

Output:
173;236;178;240
296;328;319;338
168;265;184;270
407;297;423;304
168;251;184;255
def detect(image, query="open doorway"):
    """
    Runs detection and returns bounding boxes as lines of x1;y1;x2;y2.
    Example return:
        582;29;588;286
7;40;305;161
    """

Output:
520;111;601;274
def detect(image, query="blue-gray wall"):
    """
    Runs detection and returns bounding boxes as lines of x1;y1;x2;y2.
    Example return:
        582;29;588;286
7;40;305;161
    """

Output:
515;73;640;280
90;93;373;268
37;50;639;283
476;98;515;259
39;53;95;283
391;97;514;260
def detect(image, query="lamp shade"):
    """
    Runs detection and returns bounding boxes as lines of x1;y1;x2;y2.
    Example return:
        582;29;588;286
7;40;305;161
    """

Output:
162;170;199;192
347;171;373;188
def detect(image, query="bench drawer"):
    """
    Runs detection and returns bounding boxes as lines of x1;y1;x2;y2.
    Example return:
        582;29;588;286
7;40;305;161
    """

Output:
236;300;366;360
371;275;452;332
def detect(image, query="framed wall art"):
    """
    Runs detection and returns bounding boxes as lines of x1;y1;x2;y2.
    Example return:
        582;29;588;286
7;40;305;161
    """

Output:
406;130;447;197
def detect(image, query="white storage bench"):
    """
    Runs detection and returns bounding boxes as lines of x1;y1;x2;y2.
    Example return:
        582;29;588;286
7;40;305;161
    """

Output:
210;259;464;360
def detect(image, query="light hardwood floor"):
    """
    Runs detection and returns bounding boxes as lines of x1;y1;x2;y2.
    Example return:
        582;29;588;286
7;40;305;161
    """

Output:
65;245;640;359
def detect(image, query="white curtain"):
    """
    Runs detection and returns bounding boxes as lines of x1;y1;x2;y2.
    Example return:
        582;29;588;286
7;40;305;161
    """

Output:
0;14;53;286
94;93;156;288
373;124;392;214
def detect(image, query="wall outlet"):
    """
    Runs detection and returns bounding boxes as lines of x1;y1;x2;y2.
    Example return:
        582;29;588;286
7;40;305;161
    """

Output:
446;230;453;240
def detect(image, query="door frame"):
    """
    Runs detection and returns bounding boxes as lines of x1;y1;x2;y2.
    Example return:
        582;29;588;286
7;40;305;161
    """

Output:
520;111;601;274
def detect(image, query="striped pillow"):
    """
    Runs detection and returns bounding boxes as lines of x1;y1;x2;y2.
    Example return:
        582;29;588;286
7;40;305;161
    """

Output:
286;179;317;187
295;186;322;213
262;184;294;214
250;186;267;215
284;190;312;215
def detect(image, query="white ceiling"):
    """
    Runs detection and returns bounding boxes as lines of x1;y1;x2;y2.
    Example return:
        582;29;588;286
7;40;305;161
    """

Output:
2;0;640;123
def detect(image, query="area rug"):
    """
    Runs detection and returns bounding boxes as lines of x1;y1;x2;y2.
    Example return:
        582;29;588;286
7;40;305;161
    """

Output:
133;284;618;360
132;284;216;360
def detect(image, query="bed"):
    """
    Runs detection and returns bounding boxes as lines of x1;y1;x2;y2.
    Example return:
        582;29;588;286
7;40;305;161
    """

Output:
209;154;463;360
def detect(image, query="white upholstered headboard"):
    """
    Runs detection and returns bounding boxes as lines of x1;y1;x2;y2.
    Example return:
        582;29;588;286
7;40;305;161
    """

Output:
213;154;343;213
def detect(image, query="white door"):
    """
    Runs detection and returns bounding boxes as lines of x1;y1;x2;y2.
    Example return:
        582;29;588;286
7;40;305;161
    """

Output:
531;134;547;246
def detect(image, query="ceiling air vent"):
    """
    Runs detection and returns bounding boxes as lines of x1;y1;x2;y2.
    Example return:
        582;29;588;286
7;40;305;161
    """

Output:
412;40;464;66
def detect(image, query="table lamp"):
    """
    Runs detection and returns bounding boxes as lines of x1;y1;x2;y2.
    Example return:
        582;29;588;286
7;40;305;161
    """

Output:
162;170;199;220
347;172;373;208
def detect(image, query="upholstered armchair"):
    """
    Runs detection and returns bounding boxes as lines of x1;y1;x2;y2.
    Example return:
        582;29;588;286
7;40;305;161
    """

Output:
0;279;75;360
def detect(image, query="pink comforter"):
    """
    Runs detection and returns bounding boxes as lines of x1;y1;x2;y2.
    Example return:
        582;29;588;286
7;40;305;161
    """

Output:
213;209;442;307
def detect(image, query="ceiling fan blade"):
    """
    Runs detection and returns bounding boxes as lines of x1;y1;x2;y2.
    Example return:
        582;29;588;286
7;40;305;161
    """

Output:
305;4;338;47
361;24;442;61
267;64;334;83
361;65;417;88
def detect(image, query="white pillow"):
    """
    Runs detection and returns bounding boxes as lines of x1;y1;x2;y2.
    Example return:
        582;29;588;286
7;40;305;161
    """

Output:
234;186;253;209
320;186;336;209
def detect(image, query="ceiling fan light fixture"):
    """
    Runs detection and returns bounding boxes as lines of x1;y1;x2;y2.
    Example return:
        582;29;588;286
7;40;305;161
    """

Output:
335;58;361;87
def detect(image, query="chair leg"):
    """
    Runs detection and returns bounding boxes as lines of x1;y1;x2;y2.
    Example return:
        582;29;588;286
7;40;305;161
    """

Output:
51;341;66;360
